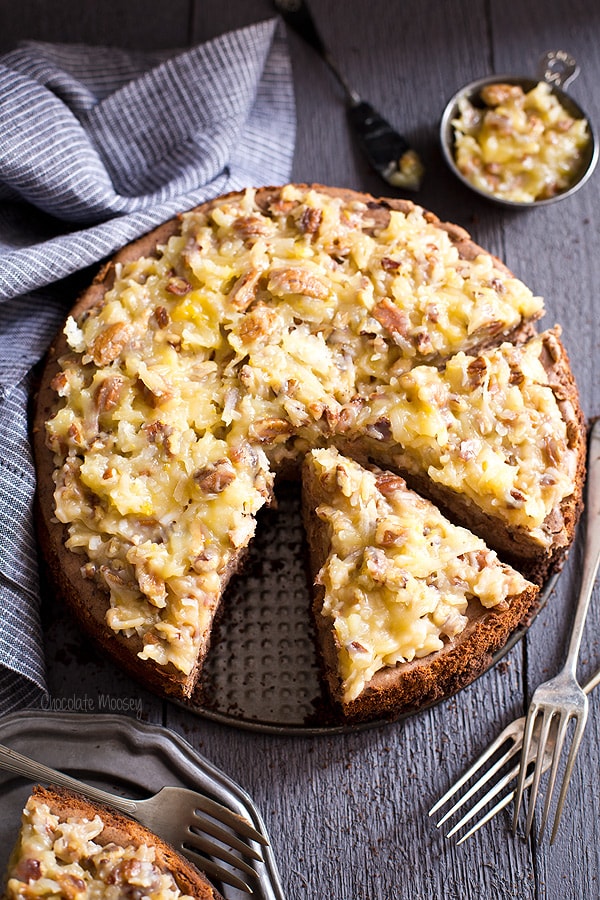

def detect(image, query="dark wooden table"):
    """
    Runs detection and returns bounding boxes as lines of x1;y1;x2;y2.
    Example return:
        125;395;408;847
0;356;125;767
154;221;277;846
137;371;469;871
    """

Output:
3;1;600;897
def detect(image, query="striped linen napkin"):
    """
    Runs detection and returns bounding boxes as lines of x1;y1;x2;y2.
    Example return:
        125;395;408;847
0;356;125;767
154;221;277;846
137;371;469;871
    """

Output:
0;19;295;712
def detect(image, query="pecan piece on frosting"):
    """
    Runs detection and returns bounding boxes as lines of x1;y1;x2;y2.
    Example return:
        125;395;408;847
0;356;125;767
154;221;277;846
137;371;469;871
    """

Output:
466;355;487;387
375;472;406;497
153;305;170;328
268;266;329;300
91;322;131;366
233;215;268;241
13;858;41;882
249;417;294;444
366;417;392;442
298;206;323;234
95;375;124;413
238;303;279;343
480;82;524;107
165;275;192;295
57;874;86;900
373;298;411;342
228;267;263;311
543;434;565;467
194;458;236;495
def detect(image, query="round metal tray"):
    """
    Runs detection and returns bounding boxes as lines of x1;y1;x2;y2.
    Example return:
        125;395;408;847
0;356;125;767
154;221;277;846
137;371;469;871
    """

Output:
180;481;558;735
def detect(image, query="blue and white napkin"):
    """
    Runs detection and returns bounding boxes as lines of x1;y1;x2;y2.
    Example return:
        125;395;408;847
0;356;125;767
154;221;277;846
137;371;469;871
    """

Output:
0;19;295;712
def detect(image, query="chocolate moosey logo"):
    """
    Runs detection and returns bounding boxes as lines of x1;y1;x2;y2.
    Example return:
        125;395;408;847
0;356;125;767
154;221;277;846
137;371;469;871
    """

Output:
40;693;143;718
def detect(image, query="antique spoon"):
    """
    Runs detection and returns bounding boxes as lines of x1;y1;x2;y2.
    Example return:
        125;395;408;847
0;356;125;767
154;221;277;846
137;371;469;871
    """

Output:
273;0;424;191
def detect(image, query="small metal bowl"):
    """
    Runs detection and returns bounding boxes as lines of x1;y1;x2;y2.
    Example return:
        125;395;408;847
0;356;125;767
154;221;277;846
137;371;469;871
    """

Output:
440;50;598;208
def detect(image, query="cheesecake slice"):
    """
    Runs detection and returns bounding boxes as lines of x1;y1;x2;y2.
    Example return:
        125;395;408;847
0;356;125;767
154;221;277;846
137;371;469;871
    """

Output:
302;447;539;721
3;785;222;900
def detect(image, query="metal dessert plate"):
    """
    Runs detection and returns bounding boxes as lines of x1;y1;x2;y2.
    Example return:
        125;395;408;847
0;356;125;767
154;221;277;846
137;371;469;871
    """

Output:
182;481;559;735
0;709;286;900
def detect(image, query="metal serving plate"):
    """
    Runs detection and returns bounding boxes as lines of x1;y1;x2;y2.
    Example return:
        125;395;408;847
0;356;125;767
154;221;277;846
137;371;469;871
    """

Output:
182;481;558;735
0;710;286;900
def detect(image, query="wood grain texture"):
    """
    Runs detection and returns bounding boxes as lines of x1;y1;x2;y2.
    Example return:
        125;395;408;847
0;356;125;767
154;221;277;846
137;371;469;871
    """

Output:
0;0;193;51
6;0;597;896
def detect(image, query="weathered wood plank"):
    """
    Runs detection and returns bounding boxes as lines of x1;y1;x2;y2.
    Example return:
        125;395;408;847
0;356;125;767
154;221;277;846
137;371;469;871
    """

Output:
487;2;600;897
0;1;193;52
41;580;164;727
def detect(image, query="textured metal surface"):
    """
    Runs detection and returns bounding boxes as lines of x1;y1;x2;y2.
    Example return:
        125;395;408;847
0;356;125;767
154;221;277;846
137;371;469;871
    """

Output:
189;482;337;733
182;481;559;735
0;710;286;900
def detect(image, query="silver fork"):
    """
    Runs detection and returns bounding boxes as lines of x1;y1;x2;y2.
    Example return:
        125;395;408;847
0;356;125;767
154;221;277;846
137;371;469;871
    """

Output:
429;662;600;844
430;418;600;844
0;743;268;894
513;419;600;842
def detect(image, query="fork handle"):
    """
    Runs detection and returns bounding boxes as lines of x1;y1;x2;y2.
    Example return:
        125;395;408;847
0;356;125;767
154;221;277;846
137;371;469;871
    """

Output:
0;744;138;816
564;420;600;674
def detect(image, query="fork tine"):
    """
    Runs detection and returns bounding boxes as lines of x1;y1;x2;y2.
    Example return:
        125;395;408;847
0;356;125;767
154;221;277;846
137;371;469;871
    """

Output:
435;737;521;827
446;759;522;838
429;720;522;818
455;787;516;845
524;709;555;837
454;748;551;845
189;812;263;861
180;848;254;894
538;712;571;840
183;830;260;881
193;794;268;846
512;704;541;832
549;711;588;844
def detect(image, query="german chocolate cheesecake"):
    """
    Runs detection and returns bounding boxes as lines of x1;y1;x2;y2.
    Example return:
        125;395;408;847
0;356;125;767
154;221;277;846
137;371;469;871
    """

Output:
33;184;585;721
